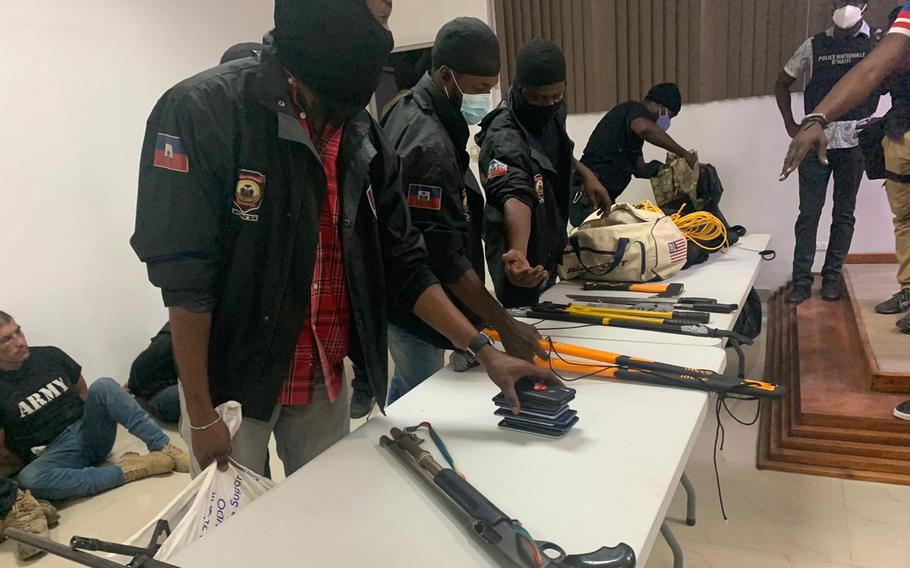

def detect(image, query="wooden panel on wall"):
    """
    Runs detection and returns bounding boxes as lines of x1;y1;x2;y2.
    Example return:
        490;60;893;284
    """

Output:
492;0;875;112
615;0;630;103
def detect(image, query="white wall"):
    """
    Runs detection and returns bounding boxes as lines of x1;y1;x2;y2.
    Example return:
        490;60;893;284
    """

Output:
390;0;491;48
565;94;897;290
2;0;274;382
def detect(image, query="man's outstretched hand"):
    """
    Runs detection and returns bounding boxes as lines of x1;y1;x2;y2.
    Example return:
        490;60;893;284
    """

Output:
780;122;827;180
502;249;548;288
476;347;561;415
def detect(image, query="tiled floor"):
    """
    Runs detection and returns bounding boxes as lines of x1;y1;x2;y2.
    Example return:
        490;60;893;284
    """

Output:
645;316;910;568
3;324;909;567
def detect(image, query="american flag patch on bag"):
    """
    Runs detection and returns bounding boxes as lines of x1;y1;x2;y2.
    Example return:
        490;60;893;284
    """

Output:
669;238;688;263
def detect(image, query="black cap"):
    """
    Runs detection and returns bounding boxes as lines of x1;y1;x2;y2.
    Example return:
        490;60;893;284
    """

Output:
432;17;501;77
220;42;262;64
515;39;566;88
645;83;682;115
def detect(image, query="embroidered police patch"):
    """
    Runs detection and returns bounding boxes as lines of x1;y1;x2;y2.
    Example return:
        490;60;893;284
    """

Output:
232;169;266;222
534;174;545;204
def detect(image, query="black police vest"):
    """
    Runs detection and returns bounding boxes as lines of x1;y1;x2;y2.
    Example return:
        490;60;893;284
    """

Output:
805;32;878;120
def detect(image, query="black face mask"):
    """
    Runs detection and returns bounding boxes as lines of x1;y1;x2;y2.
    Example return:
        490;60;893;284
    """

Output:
513;87;561;133
275;0;394;118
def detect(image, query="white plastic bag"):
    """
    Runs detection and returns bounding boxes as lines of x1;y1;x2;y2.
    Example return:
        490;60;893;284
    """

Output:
149;458;274;561
117;401;275;562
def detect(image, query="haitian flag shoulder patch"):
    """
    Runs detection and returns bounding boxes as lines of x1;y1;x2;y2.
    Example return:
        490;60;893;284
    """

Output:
153;133;189;173
407;184;443;210
487;159;508;180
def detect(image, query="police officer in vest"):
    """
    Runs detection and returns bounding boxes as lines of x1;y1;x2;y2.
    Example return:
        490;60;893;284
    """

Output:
477;40;612;309
381;18;547;403
775;0;880;304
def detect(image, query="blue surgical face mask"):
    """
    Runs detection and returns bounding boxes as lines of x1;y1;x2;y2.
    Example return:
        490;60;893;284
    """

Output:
453;75;493;126
657;109;672;132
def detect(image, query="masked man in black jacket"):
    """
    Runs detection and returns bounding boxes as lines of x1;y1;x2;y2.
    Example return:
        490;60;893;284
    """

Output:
132;0;555;477
477;40;612;309
381;18;547;404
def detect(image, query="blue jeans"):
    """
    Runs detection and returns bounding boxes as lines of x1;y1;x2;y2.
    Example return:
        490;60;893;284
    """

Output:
387;324;446;405
17;378;170;501
147;384;180;424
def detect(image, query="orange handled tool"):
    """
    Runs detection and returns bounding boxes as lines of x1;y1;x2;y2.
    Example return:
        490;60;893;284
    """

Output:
484;329;784;398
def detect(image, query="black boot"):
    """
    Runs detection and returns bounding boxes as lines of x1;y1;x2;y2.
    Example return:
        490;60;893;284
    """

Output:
821;277;843;302
786;284;812;305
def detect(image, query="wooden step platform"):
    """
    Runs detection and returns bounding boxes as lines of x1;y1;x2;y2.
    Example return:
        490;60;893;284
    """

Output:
758;281;910;485
843;264;910;394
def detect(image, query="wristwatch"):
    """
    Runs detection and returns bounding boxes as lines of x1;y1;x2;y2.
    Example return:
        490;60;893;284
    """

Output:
466;331;494;359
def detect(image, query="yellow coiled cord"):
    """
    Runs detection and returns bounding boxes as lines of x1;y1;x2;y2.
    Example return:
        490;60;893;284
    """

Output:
634;200;729;251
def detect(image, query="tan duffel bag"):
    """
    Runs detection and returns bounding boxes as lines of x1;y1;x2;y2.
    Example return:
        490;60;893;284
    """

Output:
558;203;688;282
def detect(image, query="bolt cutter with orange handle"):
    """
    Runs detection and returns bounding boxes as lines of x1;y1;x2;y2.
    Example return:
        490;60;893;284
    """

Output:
484;330;784;399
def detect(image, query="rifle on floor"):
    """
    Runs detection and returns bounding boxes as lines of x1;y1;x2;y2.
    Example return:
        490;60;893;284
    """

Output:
381;427;637;568
4;520;179;568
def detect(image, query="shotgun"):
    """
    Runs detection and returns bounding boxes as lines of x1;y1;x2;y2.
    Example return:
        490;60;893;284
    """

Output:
381;427;636;568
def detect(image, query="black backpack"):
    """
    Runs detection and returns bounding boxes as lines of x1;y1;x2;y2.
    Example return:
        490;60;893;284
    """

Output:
733;288;763;341
661;164;743;269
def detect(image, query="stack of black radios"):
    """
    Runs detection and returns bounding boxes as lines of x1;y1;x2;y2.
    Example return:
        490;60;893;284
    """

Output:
493;378;579;438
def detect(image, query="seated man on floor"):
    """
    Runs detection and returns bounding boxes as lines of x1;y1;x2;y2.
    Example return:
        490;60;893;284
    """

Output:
127;323;179;424
0;311;189;502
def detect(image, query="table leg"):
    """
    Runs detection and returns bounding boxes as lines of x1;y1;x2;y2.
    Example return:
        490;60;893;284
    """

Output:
660;520;684;568
728;339;746;378
681;473;696;526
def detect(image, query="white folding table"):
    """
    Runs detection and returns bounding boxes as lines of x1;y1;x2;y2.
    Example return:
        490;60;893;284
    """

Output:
172;339;725;568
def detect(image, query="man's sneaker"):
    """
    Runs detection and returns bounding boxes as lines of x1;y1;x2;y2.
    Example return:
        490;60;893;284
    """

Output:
350;387;375;420
786;285;812;305
160;443;190;473
898;312;910;334
875;289;910;315
117;451;175;483
894;400;910;421
6;489;50;560
821;278;843;302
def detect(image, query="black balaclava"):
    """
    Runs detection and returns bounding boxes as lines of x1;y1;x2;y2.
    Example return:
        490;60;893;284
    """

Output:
274;0;394;119
512;39;567;133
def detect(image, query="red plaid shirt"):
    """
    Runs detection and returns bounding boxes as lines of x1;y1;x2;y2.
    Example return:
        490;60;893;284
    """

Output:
280;79;351;406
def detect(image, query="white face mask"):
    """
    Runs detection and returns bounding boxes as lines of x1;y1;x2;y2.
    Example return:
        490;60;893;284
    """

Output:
833;5;864;30
452;75;493;126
